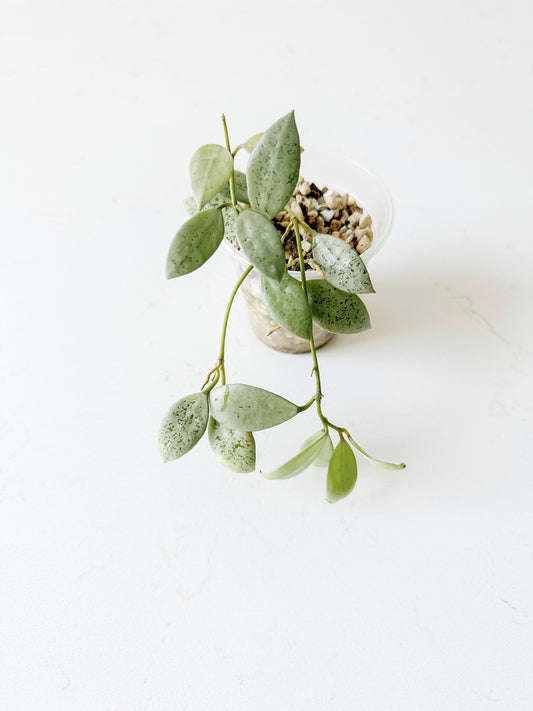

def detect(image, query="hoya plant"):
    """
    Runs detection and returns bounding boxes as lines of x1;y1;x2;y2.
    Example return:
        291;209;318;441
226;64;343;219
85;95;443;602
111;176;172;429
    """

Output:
159;111;405;502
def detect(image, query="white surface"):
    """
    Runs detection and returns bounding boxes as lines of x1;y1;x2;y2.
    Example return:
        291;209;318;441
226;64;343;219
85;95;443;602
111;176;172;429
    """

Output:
1;1;532;709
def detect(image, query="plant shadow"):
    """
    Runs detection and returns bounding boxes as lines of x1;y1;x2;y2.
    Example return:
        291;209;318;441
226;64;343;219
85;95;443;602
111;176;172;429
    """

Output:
327;270;514;362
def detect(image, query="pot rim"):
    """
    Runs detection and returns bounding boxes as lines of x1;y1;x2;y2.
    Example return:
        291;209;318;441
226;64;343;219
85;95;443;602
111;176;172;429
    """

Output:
222;147;394;273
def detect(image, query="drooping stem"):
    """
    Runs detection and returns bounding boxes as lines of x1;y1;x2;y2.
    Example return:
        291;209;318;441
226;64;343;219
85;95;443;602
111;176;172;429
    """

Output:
221;114;237;208
286;205;405;469
287;205;327;428
216;264;253;387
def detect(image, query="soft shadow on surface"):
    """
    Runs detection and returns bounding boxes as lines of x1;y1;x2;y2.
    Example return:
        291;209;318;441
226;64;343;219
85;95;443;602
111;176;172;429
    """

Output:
326;271;518;359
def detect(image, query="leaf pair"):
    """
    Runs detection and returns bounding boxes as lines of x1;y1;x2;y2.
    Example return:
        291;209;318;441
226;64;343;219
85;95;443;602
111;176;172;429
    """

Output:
160;384;300;471
261;274;371;338
261;430;358;503
159;391;257;473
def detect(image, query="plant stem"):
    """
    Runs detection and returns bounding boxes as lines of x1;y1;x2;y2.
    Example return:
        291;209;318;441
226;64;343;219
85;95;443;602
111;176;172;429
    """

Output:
221;114;237;208
214;264;253;388
286;206;327;428
286;205;405;469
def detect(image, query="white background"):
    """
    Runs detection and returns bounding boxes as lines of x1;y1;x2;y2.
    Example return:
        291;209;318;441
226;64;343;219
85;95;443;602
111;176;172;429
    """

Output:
2;1;532;709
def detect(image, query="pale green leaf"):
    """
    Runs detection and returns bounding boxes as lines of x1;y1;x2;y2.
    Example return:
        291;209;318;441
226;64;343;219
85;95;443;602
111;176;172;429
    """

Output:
234;170;249;203
247;111;301;219
307;280;371;334
209;384;298;431
346;433;406;471
326;439;358;502
166;208;224;278
261;273;312;339
190;144;233;209
313;233;375;294
301;430;334;468
159;392;209;462
208;418;256;473
262;433;327;480
236;210;285;280
243;132;263;153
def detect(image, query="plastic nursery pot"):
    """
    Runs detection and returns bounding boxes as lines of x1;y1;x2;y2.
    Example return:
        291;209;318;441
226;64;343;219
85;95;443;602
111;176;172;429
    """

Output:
224;147;394;354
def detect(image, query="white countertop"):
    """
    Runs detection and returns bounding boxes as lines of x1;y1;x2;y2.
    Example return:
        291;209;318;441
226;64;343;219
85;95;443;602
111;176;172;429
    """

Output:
1;1;532;708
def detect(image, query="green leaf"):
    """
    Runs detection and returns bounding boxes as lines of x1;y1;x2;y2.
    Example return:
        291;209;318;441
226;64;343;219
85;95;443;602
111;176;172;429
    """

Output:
261;273;312;339
244;132;304;156
203;184;238;240
262;433;327;480
313;233;375;294
190;144;233;209
301;430;334;468
209;384;299;431
243;132;263;153
208;417;256;473
166;208;224;278
326;439;358;502
307;280;371;334
159;392;209;462
345;432;406;471
236;210;285;280
247;111;301;219
234;170;249;203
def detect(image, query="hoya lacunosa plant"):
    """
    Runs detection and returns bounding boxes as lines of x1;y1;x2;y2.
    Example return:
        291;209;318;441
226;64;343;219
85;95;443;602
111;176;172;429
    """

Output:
159;111;405;502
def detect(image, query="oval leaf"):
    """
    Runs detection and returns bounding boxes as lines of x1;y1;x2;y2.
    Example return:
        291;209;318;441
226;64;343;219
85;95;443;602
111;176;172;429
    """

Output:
307;280;371;334
166;208;224;278
159;392;209;462
236;210;285;280
234;170;249;203
301;430;334;468
247;111;301;219
261;273;312;339
315;434;334;468
208;417;256;473
262;433;327;480
209;384;298;431
313;233;375;294
190;144;233;209
243;132;263;153
327;439;358;503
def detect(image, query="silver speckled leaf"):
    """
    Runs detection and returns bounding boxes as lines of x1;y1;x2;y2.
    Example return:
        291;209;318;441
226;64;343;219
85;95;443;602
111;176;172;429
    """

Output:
247;111;301;219
236;210;285;281
261;273;312;340
307;280;371;335
208;418;256;473
313;233;375;294
159;392;209;462
209;384;298;432
166;208;224;278
234;170;249;203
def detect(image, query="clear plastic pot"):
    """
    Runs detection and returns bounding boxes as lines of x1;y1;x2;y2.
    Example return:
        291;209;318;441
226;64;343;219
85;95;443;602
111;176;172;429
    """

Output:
224;148;394;354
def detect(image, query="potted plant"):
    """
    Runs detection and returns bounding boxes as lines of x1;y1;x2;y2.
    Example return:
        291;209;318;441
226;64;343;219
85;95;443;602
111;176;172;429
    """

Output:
159;111;405;502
